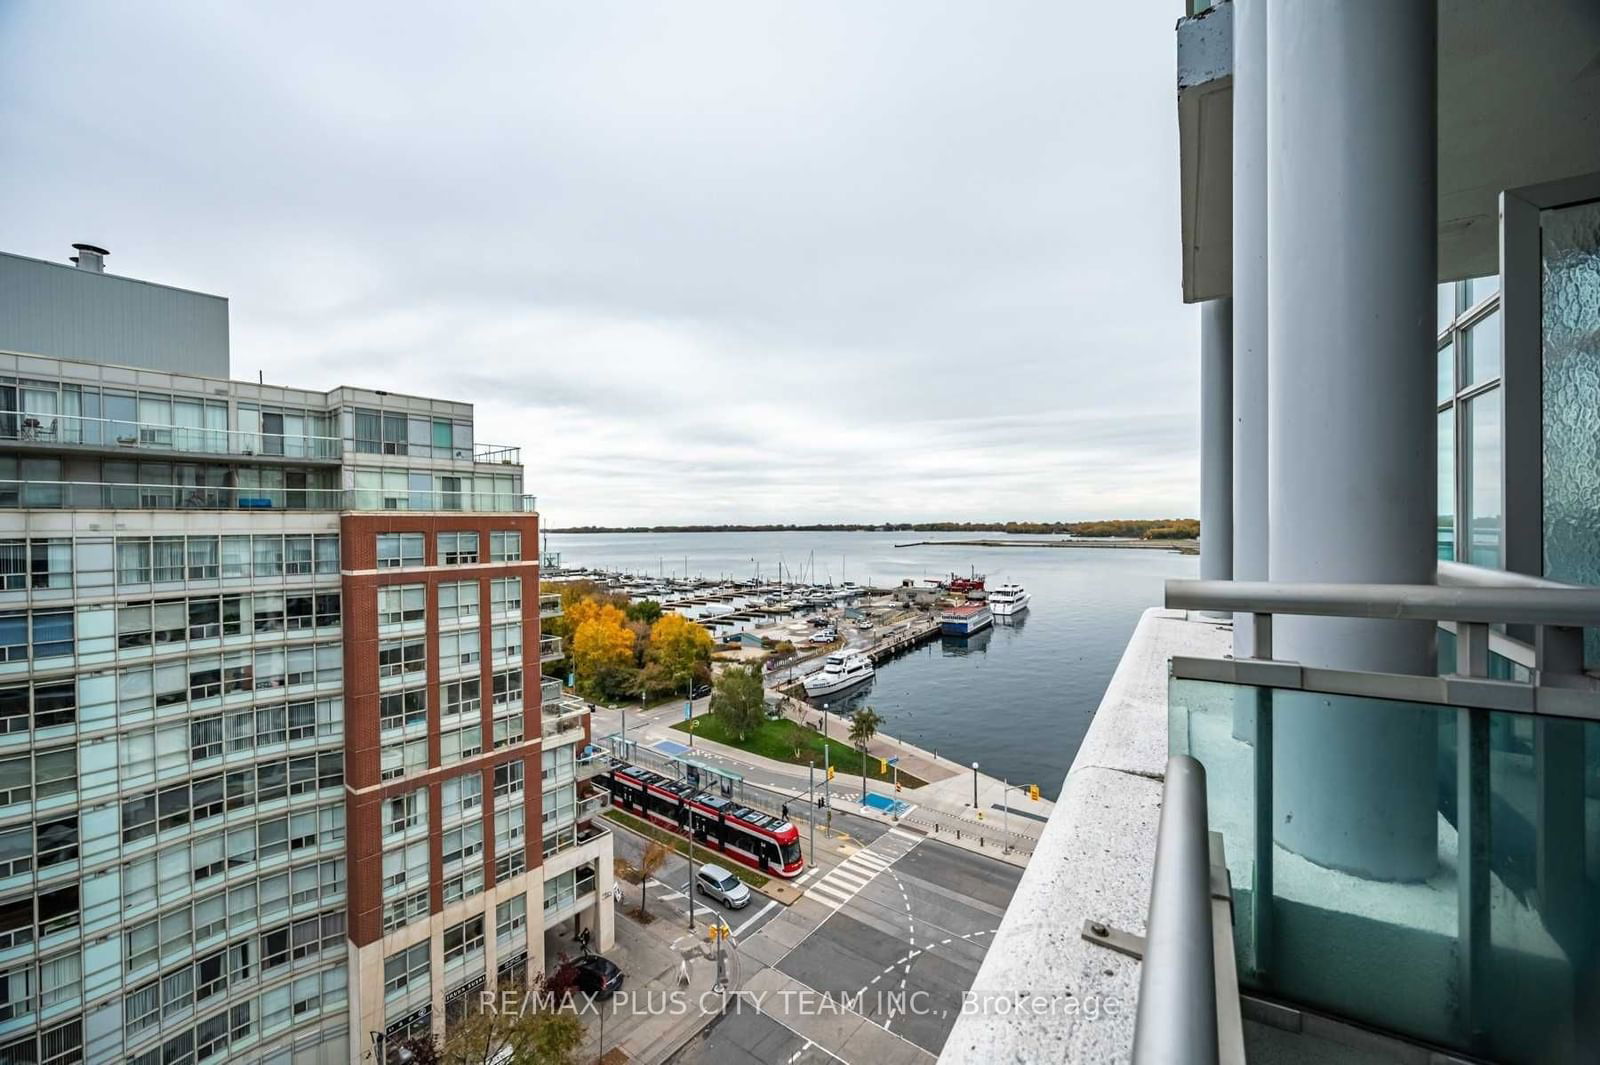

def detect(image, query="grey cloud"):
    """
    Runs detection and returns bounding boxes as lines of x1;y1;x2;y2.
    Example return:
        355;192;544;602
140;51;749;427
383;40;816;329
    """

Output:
0;0;1197;525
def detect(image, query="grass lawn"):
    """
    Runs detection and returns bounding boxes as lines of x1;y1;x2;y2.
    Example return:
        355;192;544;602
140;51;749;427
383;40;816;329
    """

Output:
602;808;770;889
670;714;927;788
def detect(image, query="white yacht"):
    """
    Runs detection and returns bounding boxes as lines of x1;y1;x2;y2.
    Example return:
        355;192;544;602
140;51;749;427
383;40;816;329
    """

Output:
802;652;875;697
988;582;1031;616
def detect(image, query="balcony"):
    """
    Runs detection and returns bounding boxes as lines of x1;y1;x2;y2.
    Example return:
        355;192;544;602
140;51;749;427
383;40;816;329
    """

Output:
473;443;521;465
0;410;341;462
540;678;563;706
947;574;1600;1065
539;635;563;662
542;694;588;742
540;594;562;619
0;481;537;513
575;752;610;782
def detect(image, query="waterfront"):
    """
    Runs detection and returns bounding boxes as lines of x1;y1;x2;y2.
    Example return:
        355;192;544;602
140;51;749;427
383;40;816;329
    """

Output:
545;530;1198;799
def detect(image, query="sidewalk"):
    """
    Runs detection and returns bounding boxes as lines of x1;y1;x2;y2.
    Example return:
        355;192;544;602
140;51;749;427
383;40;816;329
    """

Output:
622;709;1050;865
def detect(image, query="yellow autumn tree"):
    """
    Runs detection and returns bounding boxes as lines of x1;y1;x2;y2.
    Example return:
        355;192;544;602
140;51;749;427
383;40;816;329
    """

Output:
647;613;714;693
570;603;635;699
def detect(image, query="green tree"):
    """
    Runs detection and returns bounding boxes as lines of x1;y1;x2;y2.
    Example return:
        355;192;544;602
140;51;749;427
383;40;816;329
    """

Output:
710;665;765;742
440;977;584;1065
626;599;664;624
849;706;883;755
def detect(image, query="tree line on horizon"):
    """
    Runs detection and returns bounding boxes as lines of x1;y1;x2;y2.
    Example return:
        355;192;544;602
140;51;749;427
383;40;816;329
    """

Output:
548;518;1200;540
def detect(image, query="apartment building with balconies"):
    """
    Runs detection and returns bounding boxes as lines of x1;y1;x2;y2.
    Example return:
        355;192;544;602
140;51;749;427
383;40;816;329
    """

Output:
0;244;614;1065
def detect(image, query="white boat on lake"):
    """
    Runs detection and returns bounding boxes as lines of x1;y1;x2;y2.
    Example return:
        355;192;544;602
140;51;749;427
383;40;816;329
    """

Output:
802;652;875;697
988;582;1031;616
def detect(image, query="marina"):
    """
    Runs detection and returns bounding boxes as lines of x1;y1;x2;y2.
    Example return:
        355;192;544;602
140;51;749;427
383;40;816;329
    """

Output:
547;530;1198;799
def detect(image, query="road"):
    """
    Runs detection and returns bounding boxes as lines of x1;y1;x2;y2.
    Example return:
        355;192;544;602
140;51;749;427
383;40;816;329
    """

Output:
670;834;1022;1064
609;818;787;941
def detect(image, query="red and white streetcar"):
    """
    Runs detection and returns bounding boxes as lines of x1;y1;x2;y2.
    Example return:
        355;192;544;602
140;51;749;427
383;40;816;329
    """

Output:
598;762;805;878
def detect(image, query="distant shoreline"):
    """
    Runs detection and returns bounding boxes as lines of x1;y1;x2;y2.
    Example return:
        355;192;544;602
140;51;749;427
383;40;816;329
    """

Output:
893;537;1199;555
547;519;1198;537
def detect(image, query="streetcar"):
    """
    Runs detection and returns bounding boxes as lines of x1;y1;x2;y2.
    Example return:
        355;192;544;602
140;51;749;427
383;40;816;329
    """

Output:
598;762;805;878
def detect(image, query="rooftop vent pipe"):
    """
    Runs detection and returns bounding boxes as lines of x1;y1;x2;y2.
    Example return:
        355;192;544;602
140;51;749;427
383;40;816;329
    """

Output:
70;243;109;272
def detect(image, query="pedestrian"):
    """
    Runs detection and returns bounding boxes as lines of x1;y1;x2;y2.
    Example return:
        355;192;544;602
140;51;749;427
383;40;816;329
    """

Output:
781;802;790;820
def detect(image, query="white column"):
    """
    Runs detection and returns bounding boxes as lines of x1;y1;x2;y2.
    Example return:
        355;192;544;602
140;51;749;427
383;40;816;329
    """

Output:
1200;299;1234;588
1267;2;1438;880
1230;0;1268;655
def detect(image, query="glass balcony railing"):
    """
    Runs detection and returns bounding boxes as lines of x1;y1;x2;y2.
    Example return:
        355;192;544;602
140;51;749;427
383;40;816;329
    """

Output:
1163;576;1600;1065
539;635;563;661
540;679;563;706
0;410;342;459
0;481;536;513
539;594;562;619
472;443;521;465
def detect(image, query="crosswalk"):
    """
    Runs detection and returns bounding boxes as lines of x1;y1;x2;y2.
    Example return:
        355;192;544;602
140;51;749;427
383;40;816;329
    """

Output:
803;828;920;910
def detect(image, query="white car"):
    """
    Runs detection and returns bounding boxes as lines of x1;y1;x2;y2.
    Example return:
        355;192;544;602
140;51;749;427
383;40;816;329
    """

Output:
810;629;837;644
696;864;752;909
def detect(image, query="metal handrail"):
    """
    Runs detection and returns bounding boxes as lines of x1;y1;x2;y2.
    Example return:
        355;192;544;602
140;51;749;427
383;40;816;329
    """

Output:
1165;578;1600;628
472;443;522;465
0;410;341;459
1132;755;1219;1065
0;481;537;514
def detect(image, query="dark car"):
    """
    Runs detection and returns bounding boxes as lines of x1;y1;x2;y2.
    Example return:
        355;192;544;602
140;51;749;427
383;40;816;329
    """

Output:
690;682;712;700
574;955;624;999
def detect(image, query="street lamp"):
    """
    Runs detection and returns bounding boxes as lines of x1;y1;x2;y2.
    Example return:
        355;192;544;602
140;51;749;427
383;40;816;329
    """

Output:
972;762;980;809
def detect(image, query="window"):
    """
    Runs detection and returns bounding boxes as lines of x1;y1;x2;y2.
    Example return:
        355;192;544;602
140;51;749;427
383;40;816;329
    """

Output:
496;895;526;943
439;580;479;622
152;537;186;582
384;942;430;1000
492;669;523;708
441;815;483;869
441;773;483;822
378;639;426;678
0;540;71;591
442;866;484;906
117;540;151;583
314;535;340;575
491;576;522;614
380;737;428;781
186;536;219;580
1436;277;1504;569
443;678;481;719
2;609;71;661
376;533;424;569
439;532;479;565
380;687;427;731
378;584;425;626
495;807;525;880
439;627;480;670
491;622;521;661
384;788;427;838
489;531;521;562
315;592;340;628
493;760;524;799
443;915;485;967
493;713;524;749
441;724;482;762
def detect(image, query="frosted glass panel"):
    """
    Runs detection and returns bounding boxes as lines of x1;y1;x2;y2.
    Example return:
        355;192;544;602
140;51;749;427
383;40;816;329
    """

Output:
1541;198;1600;663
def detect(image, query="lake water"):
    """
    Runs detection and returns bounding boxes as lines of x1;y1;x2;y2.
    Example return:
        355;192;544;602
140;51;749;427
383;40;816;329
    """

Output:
543;530;1198;799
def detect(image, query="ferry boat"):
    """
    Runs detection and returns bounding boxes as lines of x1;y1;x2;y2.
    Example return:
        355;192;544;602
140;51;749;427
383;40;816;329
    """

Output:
802;652;875;697
939;601;994;637
988;582;1031;616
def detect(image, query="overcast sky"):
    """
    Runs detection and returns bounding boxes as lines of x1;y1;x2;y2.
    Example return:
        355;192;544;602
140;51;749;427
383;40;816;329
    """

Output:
0;1;1195;527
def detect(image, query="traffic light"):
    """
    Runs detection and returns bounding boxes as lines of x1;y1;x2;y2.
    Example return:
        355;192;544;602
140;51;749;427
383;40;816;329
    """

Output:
827;765;835;780
1028;784;1040;802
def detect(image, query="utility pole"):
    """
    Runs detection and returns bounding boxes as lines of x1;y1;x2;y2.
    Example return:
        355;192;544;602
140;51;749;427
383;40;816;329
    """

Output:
808;761;817;868
687;820;697;931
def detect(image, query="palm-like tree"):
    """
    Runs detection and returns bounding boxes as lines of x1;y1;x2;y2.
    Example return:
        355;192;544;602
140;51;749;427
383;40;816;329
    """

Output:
848;706;882;755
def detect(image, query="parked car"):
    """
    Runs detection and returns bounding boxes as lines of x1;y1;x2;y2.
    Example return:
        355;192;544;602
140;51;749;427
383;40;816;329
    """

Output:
695;863;752;909
690;682;712;700
810;630;837;644
573;955;625;999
